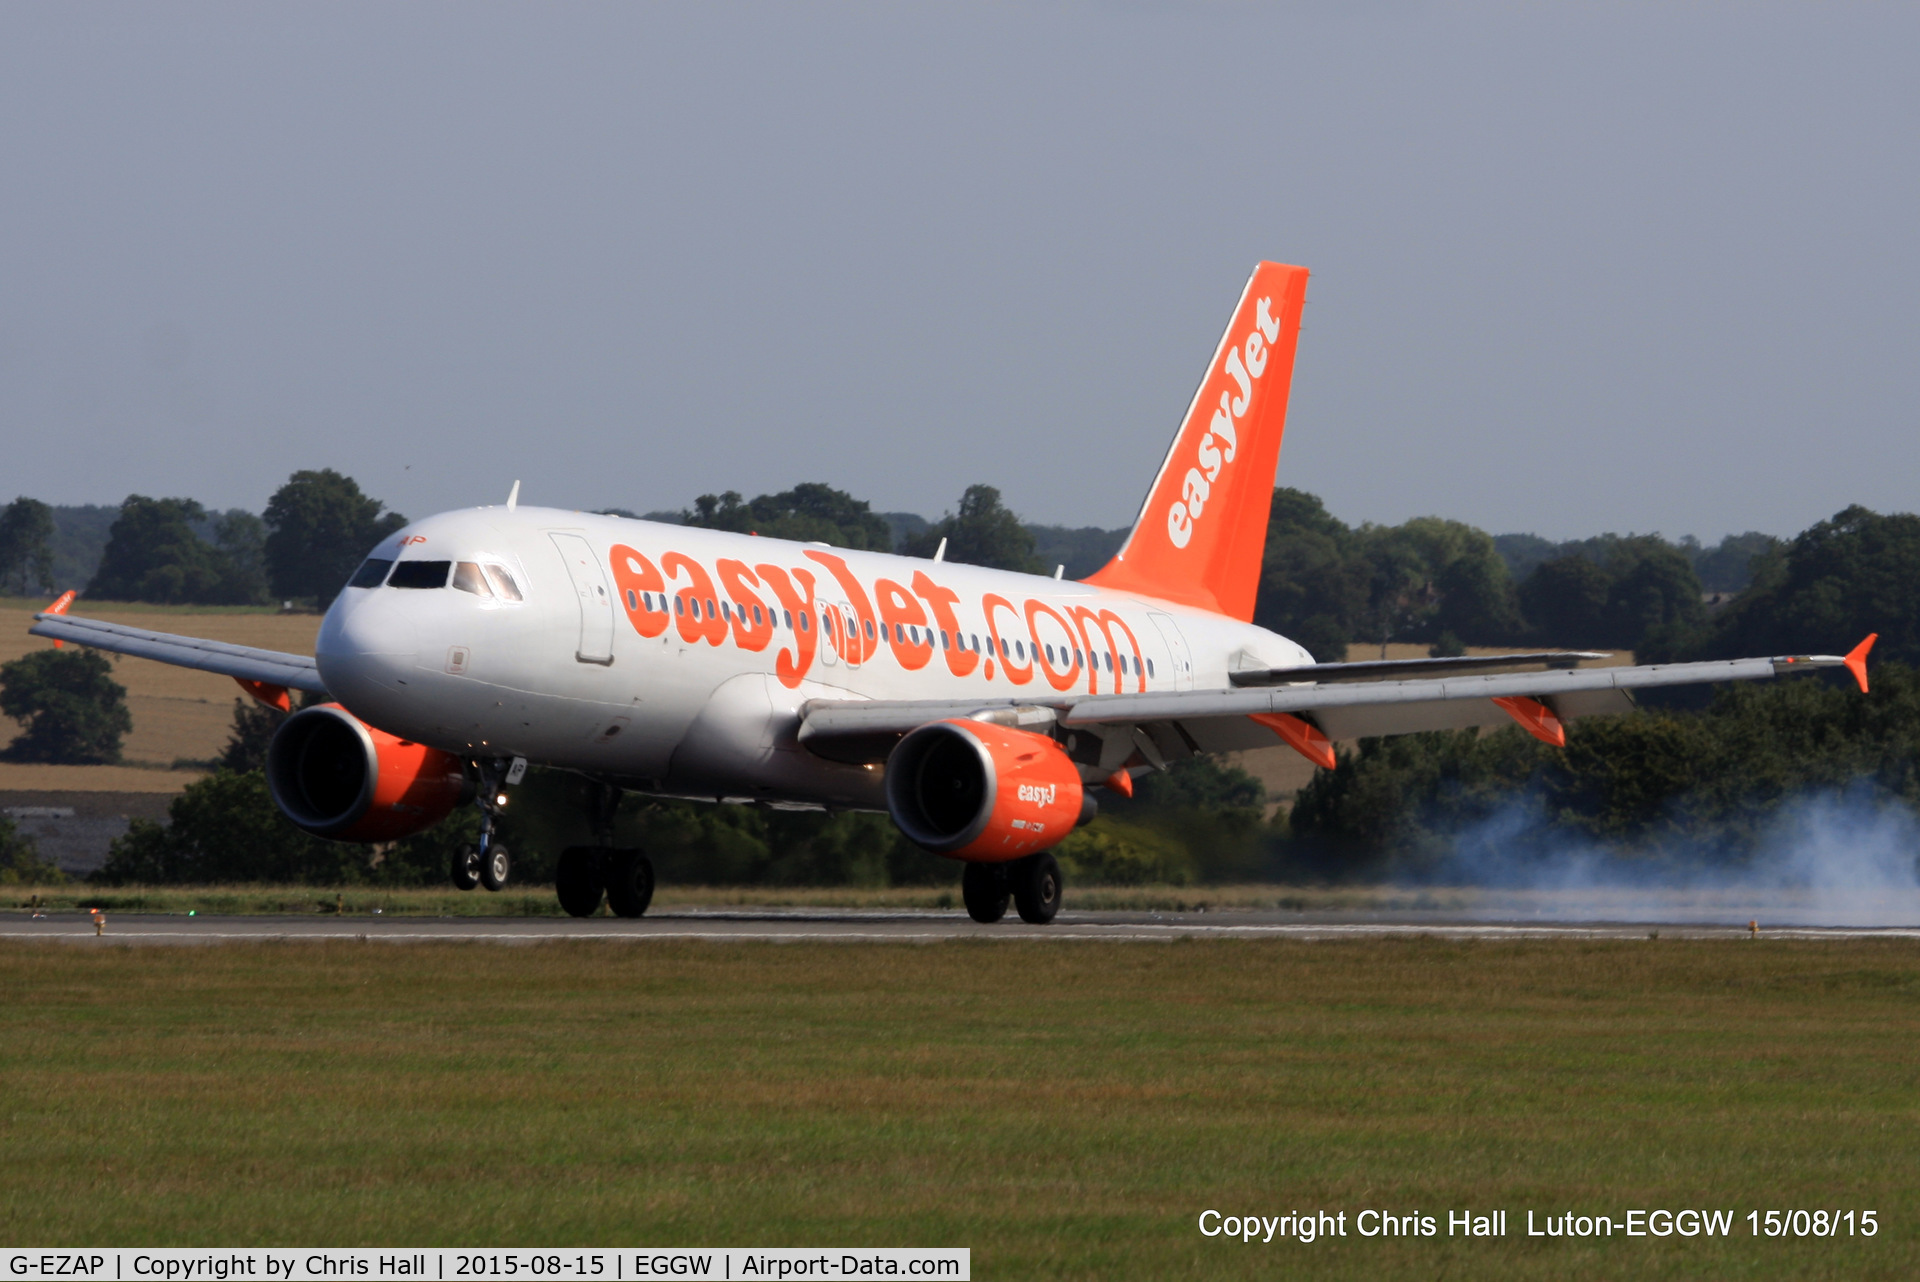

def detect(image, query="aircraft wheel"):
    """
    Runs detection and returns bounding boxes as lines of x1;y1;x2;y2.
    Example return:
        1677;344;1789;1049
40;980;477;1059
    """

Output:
961;861;1010;924
605;848;655;918
451;844;481;891
555;846;604;918
480;844;511;892
1012;852;1062;925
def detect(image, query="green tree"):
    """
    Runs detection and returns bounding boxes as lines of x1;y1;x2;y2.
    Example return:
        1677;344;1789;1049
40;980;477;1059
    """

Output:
217;697;289;773
0;813;66;884
683;482;894;550
263;470;408;606
1690;531;1781;594
900;485;1044;573
1433;552;1523;643
1284;663;1920;878
1518;555;1614;646
1687;506;1920;668
1601;535;1706;654
1028;524;1128;580
95;768;477;886
0;648;132;763
211;509;271;604
1252;488;1370;661
0;498;56;596
85;496;233;603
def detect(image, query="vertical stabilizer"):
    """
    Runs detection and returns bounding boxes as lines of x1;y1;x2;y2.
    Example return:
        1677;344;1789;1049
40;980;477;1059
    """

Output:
1085;262;1309;620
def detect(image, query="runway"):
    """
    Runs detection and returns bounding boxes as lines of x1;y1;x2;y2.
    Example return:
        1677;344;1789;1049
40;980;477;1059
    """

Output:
6;908;1919;944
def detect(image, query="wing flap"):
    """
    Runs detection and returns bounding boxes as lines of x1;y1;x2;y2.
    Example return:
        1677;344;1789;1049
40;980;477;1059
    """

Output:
29;613;329;695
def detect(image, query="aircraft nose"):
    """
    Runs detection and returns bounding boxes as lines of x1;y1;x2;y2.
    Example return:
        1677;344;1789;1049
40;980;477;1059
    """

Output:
315;590;420;701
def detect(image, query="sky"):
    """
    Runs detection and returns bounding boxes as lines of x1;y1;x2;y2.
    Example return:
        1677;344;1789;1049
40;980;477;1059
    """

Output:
2;3;1915;542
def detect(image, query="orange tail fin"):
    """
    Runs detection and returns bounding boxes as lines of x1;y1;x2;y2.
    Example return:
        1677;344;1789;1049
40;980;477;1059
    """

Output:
1085;262;1309;620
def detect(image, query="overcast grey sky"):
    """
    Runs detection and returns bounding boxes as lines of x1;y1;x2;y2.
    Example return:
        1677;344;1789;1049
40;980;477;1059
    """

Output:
2;3;1915;541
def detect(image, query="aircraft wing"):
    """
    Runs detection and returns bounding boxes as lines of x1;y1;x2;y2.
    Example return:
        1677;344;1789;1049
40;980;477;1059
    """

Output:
798;641;1875;767
29;612;329;697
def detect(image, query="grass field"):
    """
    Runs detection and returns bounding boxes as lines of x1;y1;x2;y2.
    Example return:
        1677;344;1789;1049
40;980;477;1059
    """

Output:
1;938;1913;1278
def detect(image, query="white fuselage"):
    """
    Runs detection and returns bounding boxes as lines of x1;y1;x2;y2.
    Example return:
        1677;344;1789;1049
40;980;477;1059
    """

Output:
316;506;1311;808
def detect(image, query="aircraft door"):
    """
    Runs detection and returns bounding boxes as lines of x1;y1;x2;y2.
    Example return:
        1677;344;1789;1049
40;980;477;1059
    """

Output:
816;603;838;667
837;603;862;670
1149;612;1193;691
549;532;616;665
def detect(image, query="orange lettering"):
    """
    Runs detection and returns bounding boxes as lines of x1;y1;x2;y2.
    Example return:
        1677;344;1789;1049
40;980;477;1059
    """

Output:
662;552;728;646
875;579;933;671
717;560;774;653
804;550;880;666
1024;599;1083;692
982;594;1033;686
608;544;669;639
913;570;978;677
755;563;819;688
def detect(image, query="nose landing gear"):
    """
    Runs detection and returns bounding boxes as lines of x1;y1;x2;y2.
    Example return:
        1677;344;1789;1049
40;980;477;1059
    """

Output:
451;757;515;892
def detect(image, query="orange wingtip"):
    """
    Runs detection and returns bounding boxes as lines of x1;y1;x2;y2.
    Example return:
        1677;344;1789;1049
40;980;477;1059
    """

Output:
1250;711;1336;771
44;590;76;646
1845;633;1877;694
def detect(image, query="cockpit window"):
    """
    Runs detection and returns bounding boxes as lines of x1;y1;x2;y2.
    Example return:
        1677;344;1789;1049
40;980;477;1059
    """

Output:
451;562;492;597
483;564;524;601
347;557;393;589
388;560;452;589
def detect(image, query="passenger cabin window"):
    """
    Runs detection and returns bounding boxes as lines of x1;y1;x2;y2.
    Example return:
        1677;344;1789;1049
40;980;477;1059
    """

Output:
388;560;452;589
452;562;492;597
483;565;524;601
348;558;393;589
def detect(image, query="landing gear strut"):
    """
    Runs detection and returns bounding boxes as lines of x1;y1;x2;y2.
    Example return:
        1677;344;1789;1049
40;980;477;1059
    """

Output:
452;757;514;892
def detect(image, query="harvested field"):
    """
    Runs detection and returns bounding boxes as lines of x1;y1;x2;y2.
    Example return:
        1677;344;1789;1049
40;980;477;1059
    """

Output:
0;600;319;782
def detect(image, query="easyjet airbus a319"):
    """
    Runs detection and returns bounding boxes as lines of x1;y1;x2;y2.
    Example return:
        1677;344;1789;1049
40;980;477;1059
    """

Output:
33;263;1876;923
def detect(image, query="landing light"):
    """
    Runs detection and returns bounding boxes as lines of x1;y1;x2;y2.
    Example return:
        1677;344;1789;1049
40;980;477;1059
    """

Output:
495;794;509;806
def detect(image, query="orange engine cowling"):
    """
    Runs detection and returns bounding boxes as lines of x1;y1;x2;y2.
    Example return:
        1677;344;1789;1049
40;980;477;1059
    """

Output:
885;719;1094;861
265;703;471;842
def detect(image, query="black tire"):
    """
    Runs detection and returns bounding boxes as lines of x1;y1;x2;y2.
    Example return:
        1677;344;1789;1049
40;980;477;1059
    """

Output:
605;848;655;918
1012;852;1062;925
555;846;604;918
961;861;1010;924
450;844;480;891
479;843;511;892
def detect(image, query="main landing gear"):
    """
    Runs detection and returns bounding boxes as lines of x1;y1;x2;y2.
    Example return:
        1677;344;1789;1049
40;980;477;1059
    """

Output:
554;782;655;919
452;758;513;893
961;853;1062;925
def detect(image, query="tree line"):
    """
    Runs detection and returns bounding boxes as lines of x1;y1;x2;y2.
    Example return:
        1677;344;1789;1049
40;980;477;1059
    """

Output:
6;472;1915;888
0;469;406;608
8;473;1804;670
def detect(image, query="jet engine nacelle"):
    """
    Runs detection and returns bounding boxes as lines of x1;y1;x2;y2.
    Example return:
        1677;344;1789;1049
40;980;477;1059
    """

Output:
266;703;471;842
885;719;1093;860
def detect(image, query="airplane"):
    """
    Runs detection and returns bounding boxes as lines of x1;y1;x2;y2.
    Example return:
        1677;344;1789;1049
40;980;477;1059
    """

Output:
30;262;1877;924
